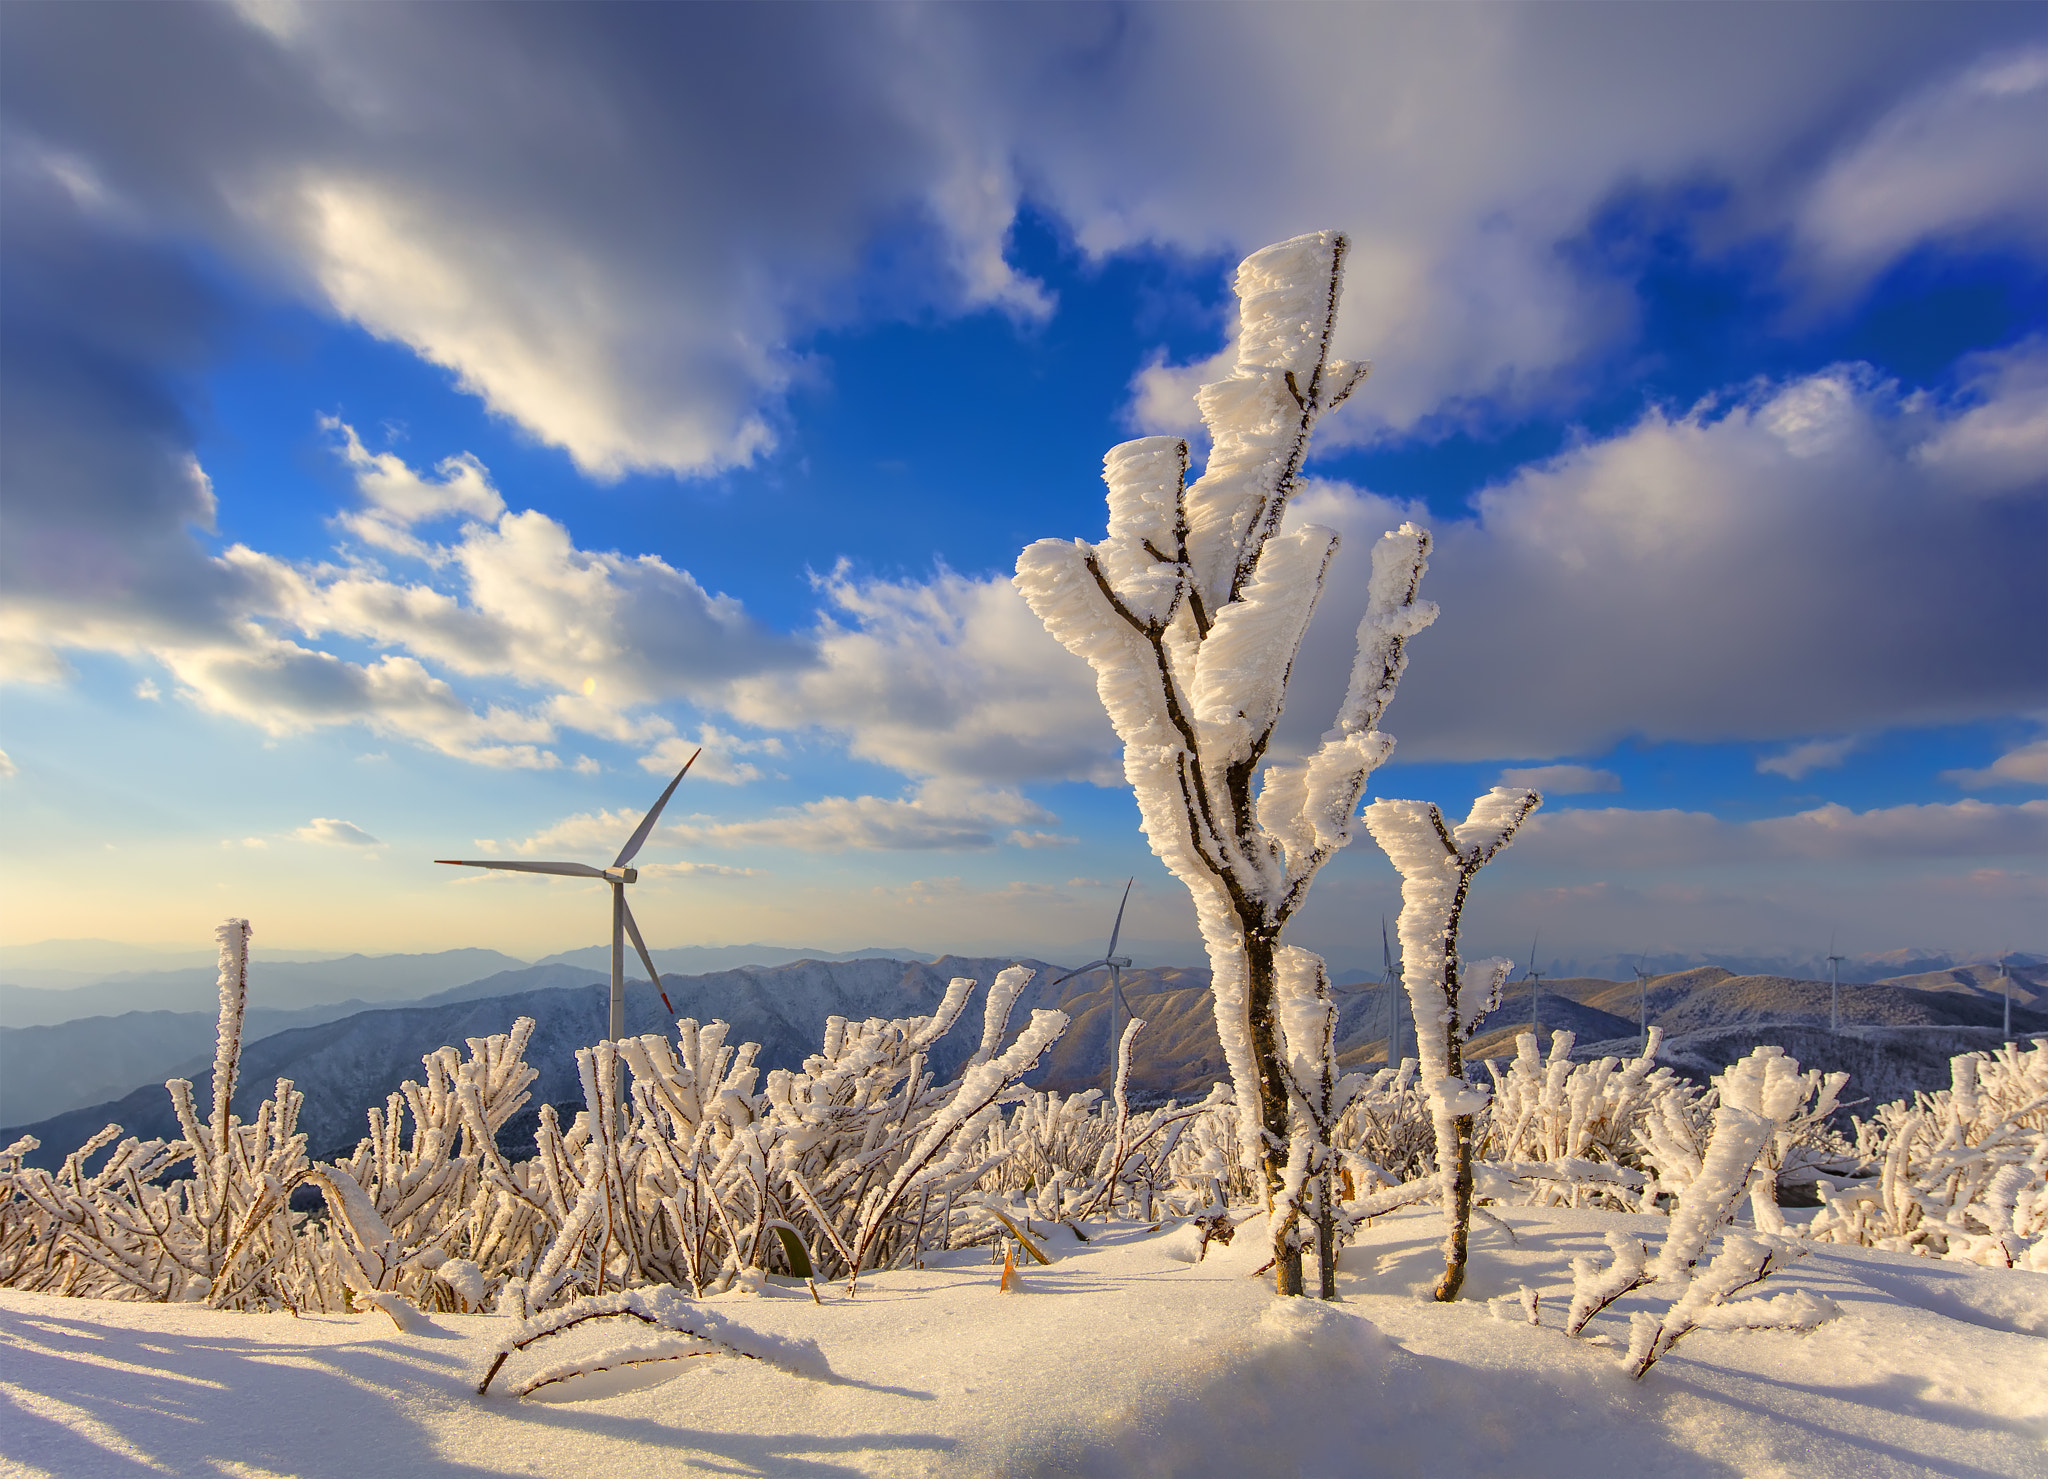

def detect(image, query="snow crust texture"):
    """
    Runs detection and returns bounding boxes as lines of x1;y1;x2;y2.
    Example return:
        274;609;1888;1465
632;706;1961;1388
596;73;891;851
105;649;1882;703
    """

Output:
5;1206;2043;1479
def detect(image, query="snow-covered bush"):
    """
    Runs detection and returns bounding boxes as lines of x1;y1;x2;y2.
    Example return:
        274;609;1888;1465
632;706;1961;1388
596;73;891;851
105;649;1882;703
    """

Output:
1564;1103;1838;1379
1017;230;1439;1296
0;925;1074;1316
1474;1029;1682;1211
0;921;331;1310
1809;1037;2048;1269
975;1017;1230;1226
1361;791;1536;1300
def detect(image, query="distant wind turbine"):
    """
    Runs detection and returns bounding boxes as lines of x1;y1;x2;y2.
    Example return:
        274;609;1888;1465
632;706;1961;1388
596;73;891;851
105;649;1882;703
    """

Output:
1523;934;1544;1044
1632;954;1655;1058
436;749;700;1045
1381;917;1404;1068
1999;952;2012;1041
1827;931;1847;1036
1049;879;1136;1094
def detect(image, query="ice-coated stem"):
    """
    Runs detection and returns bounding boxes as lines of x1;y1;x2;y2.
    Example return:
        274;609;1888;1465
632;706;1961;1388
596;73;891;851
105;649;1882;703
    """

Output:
1362;788;1540;1300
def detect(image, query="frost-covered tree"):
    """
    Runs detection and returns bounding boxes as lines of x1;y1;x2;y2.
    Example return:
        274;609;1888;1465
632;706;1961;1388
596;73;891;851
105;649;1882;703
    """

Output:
1361;789;1536;1300
1016;231;1437;1296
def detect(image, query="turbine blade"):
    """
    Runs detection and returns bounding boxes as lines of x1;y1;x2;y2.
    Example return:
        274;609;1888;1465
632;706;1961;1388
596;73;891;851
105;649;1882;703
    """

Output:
436;859;608;879
1105;877;1134;958
1049;960;1112;988
614;749;700;868
620;897;674;1015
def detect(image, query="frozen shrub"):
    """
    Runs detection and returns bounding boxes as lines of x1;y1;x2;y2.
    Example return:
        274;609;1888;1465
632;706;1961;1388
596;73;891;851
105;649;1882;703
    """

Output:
1362;790;1535;1300
1810;1037;2048;1268
1016;231;1437;1295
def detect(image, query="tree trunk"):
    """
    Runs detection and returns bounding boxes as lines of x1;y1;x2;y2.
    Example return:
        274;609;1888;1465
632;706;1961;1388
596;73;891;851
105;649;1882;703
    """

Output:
1245;929;1303;1296
1435;1111;1474;1301
1316;1181;1338;1299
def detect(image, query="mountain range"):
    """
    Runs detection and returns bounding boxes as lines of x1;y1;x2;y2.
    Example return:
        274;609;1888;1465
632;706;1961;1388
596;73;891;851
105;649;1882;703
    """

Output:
4;951;2040;1172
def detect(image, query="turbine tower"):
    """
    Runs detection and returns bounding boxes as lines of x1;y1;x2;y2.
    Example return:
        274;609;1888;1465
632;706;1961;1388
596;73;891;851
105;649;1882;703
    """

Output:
1523;935;1544;1045
1381;916;1404;1069
1999;952;2012;1041
1827;931;1847;1036
436;749;700;1044
1633;954;1654;1058
1048;878;1136;1095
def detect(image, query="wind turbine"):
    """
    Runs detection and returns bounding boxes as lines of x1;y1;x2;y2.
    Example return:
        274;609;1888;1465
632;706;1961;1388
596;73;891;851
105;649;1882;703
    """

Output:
1826;931;1847;1036
1048;879;1136;1094
437;749;700;1045
1523;934;1544;1044
1632;954;1654;1058
1999;952;2012;1041
1381;917;1404;1069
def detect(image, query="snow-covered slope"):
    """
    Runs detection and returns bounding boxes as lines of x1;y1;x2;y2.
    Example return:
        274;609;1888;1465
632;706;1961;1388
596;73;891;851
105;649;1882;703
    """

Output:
4;1205;2041;1478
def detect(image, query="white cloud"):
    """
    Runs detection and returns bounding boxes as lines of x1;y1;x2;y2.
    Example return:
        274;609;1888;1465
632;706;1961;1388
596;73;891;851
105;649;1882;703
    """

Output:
667;782;1057;854
508;779;1059;858
639;727;782;787
1518;798;2048;870
1797;47;2048;293
725;563;1112;786
1945;735;2048;789
1281;355;2048;761
293;816;381;847
636;860;763;881
134;678;161;701
1758;738;1858;780
162;639;561;769
1911;338;2048;497
11;7;2037;475
1497;765;1620;796
0;749;16;779
323;417;503;557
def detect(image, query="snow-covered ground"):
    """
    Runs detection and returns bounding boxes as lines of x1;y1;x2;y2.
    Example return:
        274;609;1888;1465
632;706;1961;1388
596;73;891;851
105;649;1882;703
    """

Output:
5;1206;2043;1479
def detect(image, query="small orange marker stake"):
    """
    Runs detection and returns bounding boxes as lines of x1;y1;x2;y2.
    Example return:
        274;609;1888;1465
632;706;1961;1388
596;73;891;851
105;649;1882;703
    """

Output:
998;1242;1017;1292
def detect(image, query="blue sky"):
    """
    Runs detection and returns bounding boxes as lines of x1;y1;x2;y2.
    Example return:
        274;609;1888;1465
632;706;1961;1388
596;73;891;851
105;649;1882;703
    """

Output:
2;3;2043;973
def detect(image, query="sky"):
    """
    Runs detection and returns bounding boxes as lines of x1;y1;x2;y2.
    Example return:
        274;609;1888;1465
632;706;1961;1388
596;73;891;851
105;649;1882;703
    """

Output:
1;1;2044;975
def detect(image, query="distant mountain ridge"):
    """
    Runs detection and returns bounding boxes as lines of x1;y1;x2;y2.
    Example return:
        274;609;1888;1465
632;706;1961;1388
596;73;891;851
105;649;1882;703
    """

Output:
5;953;2042;1172
0;949;530;1026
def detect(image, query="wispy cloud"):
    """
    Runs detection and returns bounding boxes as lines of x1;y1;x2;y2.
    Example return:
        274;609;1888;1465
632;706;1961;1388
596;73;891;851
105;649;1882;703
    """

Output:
1758;738;1858;780
1519;798;2048;869
293;817;382;847
1497;764;1620;795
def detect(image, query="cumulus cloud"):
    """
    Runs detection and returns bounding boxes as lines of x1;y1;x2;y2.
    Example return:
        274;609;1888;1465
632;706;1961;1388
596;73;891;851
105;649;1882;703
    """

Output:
725;563;1112;785
0;749;15;779
639;727;784;787
324;417;503;557
1497;765;1620;795
1758;738;1858;780
1911;338;2048;497
1281;356;2048;762
1945;734;2048;789
293;817;381;847
6;5;2039;480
